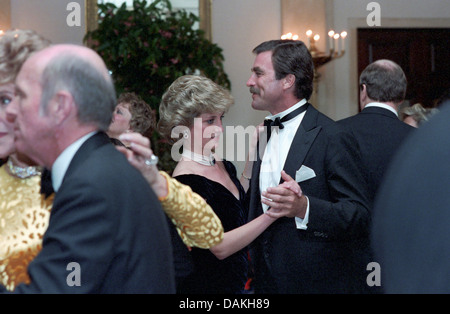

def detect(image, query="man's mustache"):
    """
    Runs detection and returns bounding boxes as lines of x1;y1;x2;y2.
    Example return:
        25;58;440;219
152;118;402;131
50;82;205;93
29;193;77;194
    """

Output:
249;87;260;94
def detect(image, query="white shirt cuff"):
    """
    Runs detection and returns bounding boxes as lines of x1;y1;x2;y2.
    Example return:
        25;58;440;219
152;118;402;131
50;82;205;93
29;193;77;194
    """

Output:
295;195;309;230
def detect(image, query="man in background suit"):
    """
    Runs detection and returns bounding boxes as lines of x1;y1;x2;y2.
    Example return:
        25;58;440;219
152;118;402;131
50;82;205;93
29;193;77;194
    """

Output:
338;59;414;293
339;59;414;205
246;39;370;293
372;101;450;293
3;44;175;293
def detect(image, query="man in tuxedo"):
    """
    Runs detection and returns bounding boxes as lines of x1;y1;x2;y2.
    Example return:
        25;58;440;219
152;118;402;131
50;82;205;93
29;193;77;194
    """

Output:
4;44;175;293
372;101;450;293
339;59;414;205
246;39;370;293
337;59;414;293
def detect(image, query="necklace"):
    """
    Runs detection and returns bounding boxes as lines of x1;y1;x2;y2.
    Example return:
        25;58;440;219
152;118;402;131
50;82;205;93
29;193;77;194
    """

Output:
181;149;216;166
6;158;43;179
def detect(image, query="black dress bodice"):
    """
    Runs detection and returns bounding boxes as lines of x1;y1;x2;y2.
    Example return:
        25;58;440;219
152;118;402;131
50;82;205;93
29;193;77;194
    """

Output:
171;160;248;294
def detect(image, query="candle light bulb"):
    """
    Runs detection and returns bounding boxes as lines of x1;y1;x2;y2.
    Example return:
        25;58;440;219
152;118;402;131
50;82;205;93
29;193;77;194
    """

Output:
292;34;299;40
306;30;312;49
313;34;320;41
340;31;347;53
328;30;335;52
333;33;340;54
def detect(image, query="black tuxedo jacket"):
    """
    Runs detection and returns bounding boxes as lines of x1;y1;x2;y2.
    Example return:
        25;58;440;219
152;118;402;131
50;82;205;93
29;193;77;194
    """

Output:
338;106;414;205
337;106;414;293
12;132;175;293
372;102;450;293
248;105;370;293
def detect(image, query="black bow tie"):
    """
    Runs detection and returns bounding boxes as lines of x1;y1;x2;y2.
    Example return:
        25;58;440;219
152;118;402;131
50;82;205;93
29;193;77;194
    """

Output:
264;103;309;140
40;168;54;198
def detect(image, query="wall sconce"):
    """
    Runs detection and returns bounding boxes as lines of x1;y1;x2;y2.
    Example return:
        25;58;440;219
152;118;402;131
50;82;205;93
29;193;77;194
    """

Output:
281;29;347;79
281;29;348;106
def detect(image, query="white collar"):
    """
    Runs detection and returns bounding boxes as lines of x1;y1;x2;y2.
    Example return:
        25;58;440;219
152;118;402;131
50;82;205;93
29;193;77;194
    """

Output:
181;148;216;166
51;132;97;192
365;102;398;117
266;98;308;121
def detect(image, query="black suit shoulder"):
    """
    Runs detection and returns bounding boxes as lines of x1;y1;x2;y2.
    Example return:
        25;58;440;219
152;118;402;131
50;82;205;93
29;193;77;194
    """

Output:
338;107;414;134
13;132;175;294
337;107;415;205
305;105;354;139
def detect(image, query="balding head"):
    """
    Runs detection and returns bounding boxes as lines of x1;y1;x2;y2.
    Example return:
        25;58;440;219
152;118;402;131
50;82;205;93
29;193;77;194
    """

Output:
373;59;398;70
359;59;407;107
25;44;111;81
8;44;117;167
25;44;117;131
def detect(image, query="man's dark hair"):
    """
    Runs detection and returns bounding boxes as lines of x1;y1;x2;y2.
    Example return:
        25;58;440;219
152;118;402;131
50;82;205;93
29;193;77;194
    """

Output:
253;39;314;100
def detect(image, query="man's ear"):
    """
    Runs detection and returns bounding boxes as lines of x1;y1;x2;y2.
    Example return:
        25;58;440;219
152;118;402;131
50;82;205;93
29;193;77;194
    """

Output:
283;74;296;90
359;84;368;110
47;91;74;125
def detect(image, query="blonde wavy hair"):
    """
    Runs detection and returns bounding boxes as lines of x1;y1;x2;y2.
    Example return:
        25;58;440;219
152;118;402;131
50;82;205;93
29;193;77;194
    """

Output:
401;103;439;126
0;29;51;85
157;75;234;144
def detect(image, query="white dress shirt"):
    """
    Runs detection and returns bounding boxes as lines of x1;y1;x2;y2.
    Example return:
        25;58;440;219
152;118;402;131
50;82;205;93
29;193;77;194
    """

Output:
51;132;97;192
260;99;310;229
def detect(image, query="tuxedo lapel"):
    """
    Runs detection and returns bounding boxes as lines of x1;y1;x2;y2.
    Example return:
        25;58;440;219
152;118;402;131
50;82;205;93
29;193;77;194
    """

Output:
248;140;264;220
282;105;321;182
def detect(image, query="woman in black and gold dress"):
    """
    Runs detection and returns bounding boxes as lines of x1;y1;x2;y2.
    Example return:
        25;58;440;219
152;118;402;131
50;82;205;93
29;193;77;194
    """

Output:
0;29;52;291
158;75;284;294
173;161;248;293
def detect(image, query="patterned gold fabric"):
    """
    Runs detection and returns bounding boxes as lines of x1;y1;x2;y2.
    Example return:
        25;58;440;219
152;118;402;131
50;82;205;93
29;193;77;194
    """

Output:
0;165;53;291
159;171;223;249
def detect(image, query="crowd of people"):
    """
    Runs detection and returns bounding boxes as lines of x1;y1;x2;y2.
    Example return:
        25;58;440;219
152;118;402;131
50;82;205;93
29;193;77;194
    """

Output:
0;28;448;294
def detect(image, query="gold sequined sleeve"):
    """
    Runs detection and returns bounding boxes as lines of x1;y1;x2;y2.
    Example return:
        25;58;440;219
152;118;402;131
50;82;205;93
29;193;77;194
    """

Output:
158;171;224;249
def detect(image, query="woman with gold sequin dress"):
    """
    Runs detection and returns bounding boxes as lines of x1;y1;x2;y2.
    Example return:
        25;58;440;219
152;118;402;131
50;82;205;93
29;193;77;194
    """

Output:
0;29;52;291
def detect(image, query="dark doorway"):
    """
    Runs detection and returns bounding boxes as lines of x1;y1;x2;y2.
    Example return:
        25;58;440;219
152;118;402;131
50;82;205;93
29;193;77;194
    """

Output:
357;28;450;109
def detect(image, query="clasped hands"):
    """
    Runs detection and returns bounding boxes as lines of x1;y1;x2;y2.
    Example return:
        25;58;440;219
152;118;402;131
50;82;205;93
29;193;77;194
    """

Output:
262;170;308;220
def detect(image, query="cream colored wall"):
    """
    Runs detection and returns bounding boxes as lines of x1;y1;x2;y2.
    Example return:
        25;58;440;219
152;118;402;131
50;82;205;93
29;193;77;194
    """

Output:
10;0;86;44
0;0;11;31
